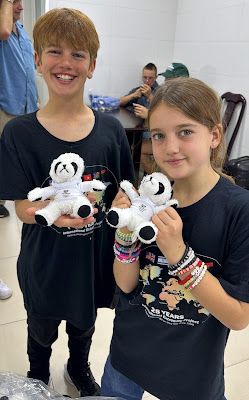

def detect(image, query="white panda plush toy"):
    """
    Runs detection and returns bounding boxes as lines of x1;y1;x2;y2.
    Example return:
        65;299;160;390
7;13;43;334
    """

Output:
106;172;178;244
28;153;106;227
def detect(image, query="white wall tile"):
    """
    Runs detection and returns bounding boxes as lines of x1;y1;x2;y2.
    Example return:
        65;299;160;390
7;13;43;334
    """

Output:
41;0;249;159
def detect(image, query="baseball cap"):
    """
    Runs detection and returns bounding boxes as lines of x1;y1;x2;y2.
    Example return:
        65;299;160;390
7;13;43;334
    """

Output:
159;63;189;79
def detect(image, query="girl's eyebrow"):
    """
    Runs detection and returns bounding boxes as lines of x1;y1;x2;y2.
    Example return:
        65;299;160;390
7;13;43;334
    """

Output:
175;123;197;129
150;124;197;134
150;128;161;134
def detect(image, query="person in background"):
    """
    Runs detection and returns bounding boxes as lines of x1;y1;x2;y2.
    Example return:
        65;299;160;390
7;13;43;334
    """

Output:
0;0;38;299
100;77;249;400
0;0;39;218
119;63;158;176
119;62;158;108
136;62;190;175
0;7;134;397
158;62;189;81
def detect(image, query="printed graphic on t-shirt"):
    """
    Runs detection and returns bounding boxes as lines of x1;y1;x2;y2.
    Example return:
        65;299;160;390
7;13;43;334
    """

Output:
130;250;214;326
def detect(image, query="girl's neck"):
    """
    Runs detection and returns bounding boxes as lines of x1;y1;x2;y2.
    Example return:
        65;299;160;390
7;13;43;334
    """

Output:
172;167;220;208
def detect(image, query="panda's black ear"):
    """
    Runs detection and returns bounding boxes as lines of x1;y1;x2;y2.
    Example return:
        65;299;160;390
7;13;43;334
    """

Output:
71;162;78;175
155;182;164;195
54;162;61;175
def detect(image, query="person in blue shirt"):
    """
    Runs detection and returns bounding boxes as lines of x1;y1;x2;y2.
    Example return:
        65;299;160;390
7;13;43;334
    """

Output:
0;0;38;218
120;62;158;109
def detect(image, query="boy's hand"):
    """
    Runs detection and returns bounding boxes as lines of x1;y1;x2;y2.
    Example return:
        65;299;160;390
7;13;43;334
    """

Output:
152;207;186;265
111;188;132;209
26;196;97;229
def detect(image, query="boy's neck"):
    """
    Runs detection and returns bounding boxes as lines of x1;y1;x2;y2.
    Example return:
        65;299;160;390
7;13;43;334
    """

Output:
42;95;87;117
37;101;95;142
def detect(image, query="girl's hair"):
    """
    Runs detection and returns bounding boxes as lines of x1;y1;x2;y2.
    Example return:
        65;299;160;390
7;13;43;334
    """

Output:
33;8;100;65
148;77;233;180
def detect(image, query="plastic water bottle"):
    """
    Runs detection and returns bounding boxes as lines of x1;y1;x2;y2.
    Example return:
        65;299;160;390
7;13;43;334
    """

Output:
98;99;105;112
92;96;99;111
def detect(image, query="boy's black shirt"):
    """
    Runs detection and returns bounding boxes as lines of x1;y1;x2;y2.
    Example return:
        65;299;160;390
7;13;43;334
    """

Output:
0;110;134;329
110;177;249;400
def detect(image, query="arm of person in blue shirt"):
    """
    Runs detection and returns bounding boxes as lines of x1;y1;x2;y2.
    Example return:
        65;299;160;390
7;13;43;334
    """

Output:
0;0;14;40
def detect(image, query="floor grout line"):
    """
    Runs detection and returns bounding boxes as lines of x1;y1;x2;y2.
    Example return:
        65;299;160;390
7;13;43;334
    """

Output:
0;318;27;328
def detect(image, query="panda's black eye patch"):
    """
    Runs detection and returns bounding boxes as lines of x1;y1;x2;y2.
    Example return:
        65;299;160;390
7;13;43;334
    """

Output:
71;162;78;175
155;182;164;195
54;162;61;175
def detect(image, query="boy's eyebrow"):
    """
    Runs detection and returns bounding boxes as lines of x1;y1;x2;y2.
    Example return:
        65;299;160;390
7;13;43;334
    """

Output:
45;44;89;53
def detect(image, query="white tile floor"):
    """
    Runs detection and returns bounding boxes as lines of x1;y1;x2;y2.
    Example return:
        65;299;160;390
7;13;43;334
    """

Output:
0;200;249;399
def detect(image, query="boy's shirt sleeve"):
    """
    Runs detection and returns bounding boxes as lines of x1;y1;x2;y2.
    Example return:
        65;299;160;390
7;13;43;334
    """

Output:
0;125;32;200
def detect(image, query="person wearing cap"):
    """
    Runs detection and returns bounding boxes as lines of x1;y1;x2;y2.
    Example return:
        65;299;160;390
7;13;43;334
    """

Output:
159;62;189;81
137;62;189;175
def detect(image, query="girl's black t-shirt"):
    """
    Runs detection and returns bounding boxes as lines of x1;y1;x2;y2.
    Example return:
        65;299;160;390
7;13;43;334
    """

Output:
110;176;249;400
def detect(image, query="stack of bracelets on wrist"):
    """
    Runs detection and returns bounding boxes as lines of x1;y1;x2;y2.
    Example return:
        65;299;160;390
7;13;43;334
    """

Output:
168;243;207;291
114;228;142;264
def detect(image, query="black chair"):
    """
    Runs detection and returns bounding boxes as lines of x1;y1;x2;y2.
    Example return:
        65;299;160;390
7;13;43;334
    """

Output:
221;92;246;169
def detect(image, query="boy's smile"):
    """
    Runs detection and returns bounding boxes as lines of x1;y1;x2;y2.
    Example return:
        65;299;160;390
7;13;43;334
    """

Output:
55;74;75;83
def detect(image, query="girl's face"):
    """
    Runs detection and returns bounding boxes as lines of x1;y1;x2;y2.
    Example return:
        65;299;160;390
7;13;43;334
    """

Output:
150;103;221;181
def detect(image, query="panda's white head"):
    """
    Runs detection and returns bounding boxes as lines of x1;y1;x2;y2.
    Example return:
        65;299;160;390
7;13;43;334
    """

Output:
49;153;84;183
139;172;173;205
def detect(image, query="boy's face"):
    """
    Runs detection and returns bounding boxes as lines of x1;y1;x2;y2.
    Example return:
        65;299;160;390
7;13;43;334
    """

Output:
35;42;95;100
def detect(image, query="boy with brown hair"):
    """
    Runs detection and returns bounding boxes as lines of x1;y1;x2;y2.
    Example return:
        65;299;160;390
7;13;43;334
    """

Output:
0;8;134;397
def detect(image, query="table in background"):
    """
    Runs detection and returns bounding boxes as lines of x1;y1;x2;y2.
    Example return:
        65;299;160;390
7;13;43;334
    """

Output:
107;107;145;187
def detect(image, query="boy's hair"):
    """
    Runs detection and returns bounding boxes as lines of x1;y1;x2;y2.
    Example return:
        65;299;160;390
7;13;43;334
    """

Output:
148;77;231;179
33;8;100;65
143;63;157;76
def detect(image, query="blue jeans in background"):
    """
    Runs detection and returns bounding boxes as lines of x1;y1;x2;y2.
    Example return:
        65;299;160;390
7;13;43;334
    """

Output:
101;355;228;400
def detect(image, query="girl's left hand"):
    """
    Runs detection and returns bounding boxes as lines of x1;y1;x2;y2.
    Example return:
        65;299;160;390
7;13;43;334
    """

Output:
152;207;186;265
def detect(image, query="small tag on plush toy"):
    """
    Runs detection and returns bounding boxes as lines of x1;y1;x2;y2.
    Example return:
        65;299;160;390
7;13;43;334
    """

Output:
27;153;106;227
106;172;178;244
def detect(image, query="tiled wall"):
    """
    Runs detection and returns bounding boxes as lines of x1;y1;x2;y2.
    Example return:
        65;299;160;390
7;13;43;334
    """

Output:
43;0;177;103
32;0;248;159
174;0;249;159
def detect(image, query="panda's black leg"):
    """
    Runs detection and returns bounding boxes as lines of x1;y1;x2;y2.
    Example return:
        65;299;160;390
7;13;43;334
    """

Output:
78;205;91;218
35;214;48;227
139;226;155;242
106;210;119;227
